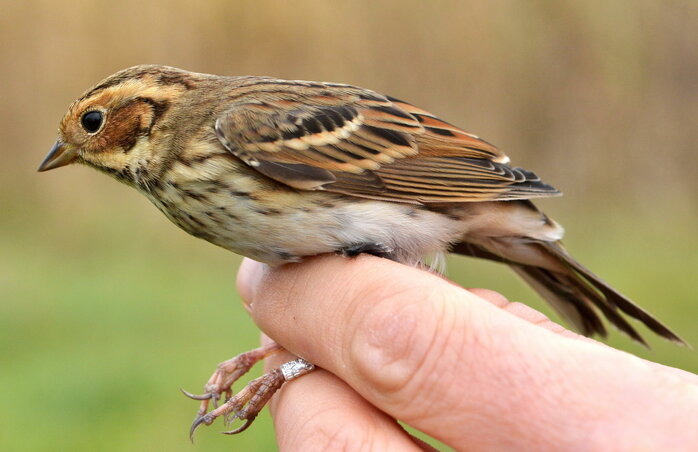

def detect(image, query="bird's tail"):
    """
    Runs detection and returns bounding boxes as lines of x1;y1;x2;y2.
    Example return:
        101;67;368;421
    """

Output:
451;207;685;347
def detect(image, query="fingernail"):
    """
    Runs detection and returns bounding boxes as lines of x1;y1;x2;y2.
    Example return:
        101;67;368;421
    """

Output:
237;258;265;309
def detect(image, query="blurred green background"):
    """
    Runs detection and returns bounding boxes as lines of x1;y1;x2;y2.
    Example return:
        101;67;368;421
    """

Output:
1;1;697;450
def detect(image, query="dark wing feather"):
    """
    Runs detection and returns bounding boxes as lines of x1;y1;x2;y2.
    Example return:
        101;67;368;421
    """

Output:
215;80;560;203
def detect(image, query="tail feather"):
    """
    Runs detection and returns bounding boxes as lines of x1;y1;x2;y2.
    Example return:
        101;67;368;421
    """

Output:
511;264;648;345
452;240;686;347
540;242;686;345
510;265;606;336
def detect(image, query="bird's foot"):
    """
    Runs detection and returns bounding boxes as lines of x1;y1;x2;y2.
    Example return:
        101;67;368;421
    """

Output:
183;344;314;438
182;342;282;435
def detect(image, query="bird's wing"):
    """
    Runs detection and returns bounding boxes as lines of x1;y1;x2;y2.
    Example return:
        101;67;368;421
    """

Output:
215;79;559;203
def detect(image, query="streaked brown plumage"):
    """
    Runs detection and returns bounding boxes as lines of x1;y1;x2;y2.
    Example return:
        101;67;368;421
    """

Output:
39;65;684;435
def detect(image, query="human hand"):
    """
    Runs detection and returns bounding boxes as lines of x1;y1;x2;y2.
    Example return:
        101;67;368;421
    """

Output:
237;254;698;451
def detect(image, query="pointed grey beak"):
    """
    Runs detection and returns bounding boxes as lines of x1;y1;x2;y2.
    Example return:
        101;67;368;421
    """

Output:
38;140;78;172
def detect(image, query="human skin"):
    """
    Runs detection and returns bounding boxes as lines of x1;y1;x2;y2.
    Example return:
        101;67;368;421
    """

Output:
236;254;698;451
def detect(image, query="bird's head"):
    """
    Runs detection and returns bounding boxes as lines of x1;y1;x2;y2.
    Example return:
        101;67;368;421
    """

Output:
38;65;196;188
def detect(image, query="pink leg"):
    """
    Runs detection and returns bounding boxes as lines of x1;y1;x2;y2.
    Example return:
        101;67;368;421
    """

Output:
183;342;314;438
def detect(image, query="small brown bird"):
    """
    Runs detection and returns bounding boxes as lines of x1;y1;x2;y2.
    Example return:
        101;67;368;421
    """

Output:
39;65;683;436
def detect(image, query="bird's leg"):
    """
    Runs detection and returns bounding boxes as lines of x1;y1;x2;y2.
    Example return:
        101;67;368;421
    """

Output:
338;242;395;259
182;342;283;420
188;356;314;438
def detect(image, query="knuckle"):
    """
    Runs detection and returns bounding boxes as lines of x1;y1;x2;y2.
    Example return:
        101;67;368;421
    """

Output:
469;288;510;307
347;280;458;408
503;301;550;325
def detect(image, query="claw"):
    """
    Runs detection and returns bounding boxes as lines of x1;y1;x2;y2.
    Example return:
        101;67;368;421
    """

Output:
185;344;289;438
211;393;220;409
189;414;213;442
181;388;212;400
222;418;254;435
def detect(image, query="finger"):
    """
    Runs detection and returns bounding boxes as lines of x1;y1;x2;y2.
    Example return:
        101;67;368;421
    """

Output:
467;288;587;340
260;334;432;451
239;255;698;450
467;288;698;384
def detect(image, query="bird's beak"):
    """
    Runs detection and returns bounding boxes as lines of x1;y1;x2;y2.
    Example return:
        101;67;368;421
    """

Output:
38;140;78;172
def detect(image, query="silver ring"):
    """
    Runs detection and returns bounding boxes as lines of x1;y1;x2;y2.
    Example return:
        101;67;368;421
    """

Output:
280;358;315;381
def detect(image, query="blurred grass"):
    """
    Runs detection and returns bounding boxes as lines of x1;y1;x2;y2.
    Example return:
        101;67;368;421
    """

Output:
0;197;272;451
1;0;697;450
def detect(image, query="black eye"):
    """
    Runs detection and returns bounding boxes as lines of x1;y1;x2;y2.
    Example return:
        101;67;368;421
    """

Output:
81;110;104;133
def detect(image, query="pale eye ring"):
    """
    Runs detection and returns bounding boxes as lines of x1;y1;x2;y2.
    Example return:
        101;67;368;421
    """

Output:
81;110;104;133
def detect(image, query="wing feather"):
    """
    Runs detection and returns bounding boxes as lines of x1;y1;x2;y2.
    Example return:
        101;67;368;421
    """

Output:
215;80;560;202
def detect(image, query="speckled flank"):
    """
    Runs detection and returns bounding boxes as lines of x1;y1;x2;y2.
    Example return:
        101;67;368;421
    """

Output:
148;161;466;265
148;149;566;269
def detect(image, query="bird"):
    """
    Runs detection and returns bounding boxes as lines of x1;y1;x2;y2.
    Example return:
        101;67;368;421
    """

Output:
39;64;684;436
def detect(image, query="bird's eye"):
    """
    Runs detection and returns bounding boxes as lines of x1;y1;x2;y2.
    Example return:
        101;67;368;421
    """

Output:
81;110;104;133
